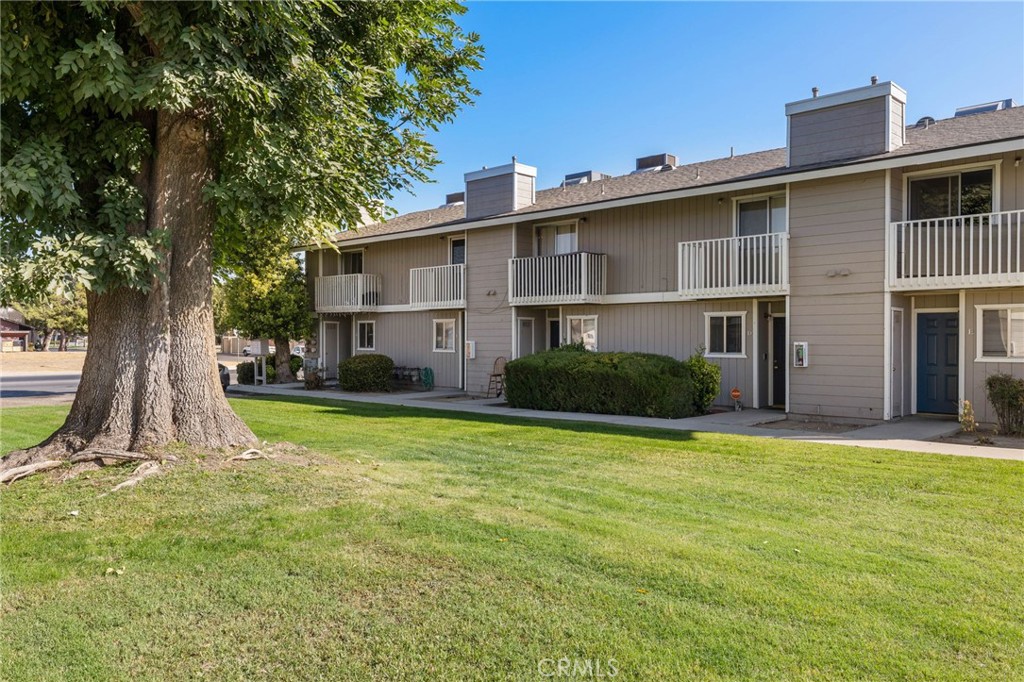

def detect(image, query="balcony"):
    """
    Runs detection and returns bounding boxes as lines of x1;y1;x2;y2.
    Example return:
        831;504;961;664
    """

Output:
678;232;790;298
409;263;465;309
508;252;607;306
888;209;1024;291
314;273;381;312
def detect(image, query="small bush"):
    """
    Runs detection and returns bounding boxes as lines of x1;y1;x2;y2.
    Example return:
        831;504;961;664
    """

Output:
504;348;697;419
338;354;394;392
985;373;1024;436
684;346;722;415
236;361;255;385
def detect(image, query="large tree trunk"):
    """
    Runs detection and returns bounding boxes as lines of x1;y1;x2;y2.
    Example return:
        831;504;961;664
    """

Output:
273;337;295;384
58;332;68;352
1;111;256;474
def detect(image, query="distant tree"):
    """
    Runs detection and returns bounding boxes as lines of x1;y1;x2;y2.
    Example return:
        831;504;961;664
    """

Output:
224;255;312;383
19;287;88;352
1;1;480;475
212;281;231;338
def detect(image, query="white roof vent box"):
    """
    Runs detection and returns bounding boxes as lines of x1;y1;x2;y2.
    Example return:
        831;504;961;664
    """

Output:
632;153;677;174
562;170;611;187
954;99;1016;118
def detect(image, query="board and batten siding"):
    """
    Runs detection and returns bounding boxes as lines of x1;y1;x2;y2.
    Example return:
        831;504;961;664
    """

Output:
350;311;462;389
466;226;514;394
789;97;891;167
466;174;516;219
788;171;887;420
964;288;1024;425
558;300;756;408
361;233;455;307
519;186;785;296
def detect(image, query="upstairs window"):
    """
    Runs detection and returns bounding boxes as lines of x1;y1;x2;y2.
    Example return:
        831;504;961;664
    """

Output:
737;195;786;237
450;237;466;265
536;222;577;256
341;250;363;275
908;168;993;220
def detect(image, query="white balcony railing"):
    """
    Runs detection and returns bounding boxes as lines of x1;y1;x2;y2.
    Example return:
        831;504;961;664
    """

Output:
888;209;1024;290
409;263;465;309
508;252;607;305
314;273;382;312
678;232;790;298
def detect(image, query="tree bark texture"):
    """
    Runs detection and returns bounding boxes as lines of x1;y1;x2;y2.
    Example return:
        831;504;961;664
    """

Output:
1;111;256;473
38;330;54;352
273;337;295;384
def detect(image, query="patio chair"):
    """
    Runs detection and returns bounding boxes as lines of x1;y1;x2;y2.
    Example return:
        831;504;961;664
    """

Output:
487;356;507;398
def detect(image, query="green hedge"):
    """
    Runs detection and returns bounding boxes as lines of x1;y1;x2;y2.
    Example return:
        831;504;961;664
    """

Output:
985;373;1024;436
504;348;719;419
338;353;394;392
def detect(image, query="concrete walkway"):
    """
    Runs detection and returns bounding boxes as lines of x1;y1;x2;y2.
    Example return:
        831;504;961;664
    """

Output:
228;384;1023;461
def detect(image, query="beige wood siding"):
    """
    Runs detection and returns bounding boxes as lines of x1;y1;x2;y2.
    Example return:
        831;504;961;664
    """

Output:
466;174;515;219
350;311;462;389
519;186;785;296
515;175;535;209
466;226;514;393
789;171;887;420
514;223;533;258
361;233;454;306
889;99;905;150
964;288;1024;425
305;250;318;311
789;97;889;166
558;300;757;407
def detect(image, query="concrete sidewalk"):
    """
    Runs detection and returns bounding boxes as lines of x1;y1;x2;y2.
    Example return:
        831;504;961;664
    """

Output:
228;384;1023;461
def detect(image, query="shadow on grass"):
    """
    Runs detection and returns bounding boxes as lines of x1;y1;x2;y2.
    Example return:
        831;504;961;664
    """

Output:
231;393;699;443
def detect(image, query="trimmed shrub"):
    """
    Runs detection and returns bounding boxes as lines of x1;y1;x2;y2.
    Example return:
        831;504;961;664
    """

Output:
684;346;721;415
504;348;698;419
236;360;255;385
985;373;1024;436
338;353;394;392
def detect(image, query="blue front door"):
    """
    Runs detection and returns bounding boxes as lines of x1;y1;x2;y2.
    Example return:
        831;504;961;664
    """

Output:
917;313;959;414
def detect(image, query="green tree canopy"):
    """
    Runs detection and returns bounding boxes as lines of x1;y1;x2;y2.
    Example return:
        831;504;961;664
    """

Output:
1;1;481;472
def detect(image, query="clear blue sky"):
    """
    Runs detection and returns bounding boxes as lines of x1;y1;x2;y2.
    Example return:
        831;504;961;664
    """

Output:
388;1;1024;216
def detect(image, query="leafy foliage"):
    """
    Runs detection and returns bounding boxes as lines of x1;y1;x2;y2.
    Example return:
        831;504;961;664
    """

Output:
504;349;700;419
683;347;722;415
984;373;1024;436
338;354;394;392
17;285;88;340
222;255;312;345
1;1;482;302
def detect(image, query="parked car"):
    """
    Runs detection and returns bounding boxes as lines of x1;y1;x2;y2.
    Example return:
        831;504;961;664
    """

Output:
218;363;230;391
292;344;305;356
241;345;251;356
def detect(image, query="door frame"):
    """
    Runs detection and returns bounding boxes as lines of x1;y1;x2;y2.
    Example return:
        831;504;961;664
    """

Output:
516;317;534;358
912;307;959;415
769;314;787;408
321;320;341;379
891;307;904;418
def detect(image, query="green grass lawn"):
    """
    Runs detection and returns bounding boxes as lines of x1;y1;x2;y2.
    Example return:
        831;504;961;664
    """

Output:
2;397;1022;681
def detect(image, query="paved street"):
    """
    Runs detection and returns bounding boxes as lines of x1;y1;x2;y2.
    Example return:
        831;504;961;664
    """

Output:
0;373;81;407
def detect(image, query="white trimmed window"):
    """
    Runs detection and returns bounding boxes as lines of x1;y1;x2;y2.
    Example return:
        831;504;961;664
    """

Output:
976;305;1024;361
705;312;746;357
536;221;578;256
356;321;375;351
434;319;456;352
736;194;787;236
567;315;597;350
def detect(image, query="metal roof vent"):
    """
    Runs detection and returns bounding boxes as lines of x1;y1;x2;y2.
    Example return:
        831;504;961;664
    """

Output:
562;170;611;187
915;116;935;129
954;99;1016;117
631;153;677;175
443;191;465;206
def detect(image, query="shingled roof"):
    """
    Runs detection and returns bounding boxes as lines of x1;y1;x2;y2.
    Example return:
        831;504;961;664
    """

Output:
330;106;1024;245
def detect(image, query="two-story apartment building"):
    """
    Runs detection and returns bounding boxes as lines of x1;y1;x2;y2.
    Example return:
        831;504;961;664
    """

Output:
304;80;1024;424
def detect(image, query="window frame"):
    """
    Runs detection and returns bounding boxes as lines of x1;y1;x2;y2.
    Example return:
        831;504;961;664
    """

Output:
903;161;1001;220
356;320;375;351
449;235;467;265
733;192;788;238
975;304;1024;363
566;314;598;351
704;311;747;358
534;219;579;257
433;318;457;353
